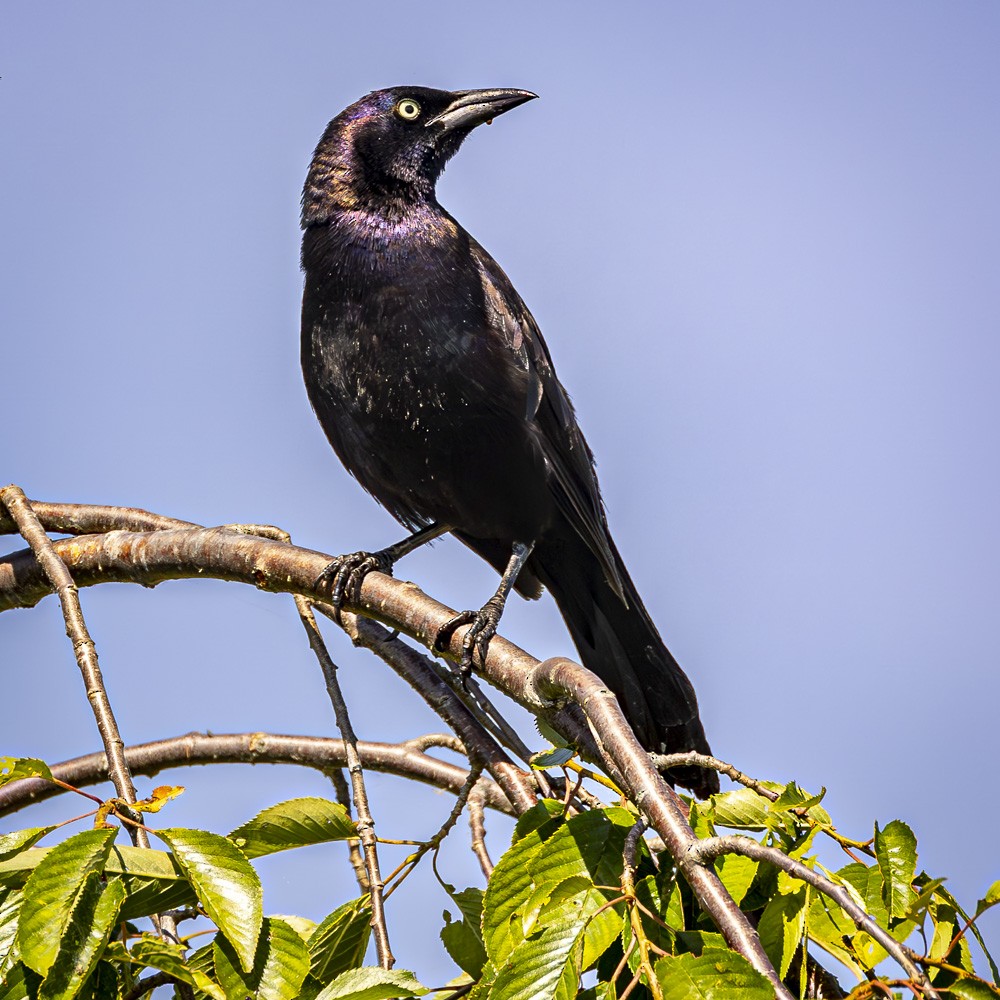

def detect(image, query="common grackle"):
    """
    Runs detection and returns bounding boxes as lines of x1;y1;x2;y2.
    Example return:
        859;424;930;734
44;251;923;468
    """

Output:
300;87;718;796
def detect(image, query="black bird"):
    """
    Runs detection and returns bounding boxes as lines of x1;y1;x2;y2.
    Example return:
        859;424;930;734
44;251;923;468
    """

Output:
300;87;718;797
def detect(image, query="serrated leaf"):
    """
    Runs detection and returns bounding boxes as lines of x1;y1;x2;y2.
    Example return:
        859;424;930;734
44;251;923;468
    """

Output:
274;914;318;942
654;951;773;999
874;820;917;918
313;967;427;1000
715;854;758;907
0;830;54;863
490;917;584;1000
0;760;52;788
442;910;487;978
158;828;262;973
0;964;32;1000
530;748;577;769
17;827;118;976
125;937;226;1000
0;890;22;979
308;897;373;982
937;885;1000;983
529;809;634;892
757;889;806;980
805;893;861;973
511;801;565;843
215;917;310;1000
37;875;124;1000
0;843;196;921
945;980;1000;999
483;823;550;962
707;788;773;831
838;862;889;926
977;881;1000;916
228;798;356;859
81;959;118;1000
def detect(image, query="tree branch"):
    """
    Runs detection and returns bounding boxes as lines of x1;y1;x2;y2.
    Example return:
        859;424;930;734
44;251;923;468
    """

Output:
687;835;938;997
0;514;788;994
0;731;516;819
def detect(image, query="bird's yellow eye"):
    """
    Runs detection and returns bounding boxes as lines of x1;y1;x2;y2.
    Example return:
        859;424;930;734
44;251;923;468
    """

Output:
395;98;421;121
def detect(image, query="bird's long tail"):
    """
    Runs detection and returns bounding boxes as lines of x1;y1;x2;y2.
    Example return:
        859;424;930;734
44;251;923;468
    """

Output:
529;527;720;798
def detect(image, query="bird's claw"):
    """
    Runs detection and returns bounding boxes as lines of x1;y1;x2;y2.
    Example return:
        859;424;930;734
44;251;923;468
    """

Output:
316;550;393;609
434;595;506;681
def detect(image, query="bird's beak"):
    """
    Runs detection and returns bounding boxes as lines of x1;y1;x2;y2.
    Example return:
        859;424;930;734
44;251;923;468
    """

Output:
424;88;538;133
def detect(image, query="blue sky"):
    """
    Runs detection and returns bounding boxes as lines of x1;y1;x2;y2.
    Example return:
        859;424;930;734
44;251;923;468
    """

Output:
2;0;998;982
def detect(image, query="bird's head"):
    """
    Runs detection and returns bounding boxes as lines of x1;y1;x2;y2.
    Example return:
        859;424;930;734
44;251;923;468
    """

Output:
302;86;537;224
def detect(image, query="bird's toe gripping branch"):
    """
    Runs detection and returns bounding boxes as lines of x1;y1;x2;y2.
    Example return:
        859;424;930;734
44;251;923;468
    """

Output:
316;550;395;609
434;540;535;678
316;522;450;609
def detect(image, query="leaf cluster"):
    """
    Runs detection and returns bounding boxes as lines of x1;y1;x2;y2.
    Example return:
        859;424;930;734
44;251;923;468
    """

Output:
1;759;998;1000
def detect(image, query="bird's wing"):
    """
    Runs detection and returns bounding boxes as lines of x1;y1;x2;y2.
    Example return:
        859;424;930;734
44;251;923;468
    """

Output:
471;240;626;601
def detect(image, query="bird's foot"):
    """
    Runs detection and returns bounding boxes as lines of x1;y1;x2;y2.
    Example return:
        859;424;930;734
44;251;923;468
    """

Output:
434;594;507;680
316;549;394;609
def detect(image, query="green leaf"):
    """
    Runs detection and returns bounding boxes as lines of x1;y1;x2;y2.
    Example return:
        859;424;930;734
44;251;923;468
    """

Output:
0;890;22;978
838;862;889;926
530;748;576;769
313;967;427;1000
529;809;634;893
945;980;1000;999
274;914;318;941
804;891;860;973
757;889;806;980
81;960;118;1000
937;885;1000;983
654;951;773;999
489;917;584;1000
874;820;917;918
0;964;35;1000
158;828;262;974
511;801;565;843
441;910;487;979
125;937;227;1000
440;887;487;978
36;875;124;1000
482;822;551;963
977;880;1000;916
538;877;623;970
228;798;356;859
214;917;311;1000
0;760;52;788
17;827;118;976
0;831;53;864
708;788;773;831
0;842;197;921
308;897;372;982
715;854;758;907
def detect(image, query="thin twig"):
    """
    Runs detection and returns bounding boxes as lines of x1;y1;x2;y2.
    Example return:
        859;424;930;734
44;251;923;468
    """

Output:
384;763;483;898
468;782;493;878
122;972;175;1000
0;486;142;828
686;835;939;998
622;821;663;1000
651;751;779;800
329;766;369;892
0;487;177;939
295;600;394;970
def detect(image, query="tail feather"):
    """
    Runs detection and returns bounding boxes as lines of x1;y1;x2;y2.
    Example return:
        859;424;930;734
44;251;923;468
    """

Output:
530;528;719;799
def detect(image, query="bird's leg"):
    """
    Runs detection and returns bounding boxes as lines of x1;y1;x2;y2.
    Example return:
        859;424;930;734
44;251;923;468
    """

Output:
435;540;535;676
318;522;451;608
